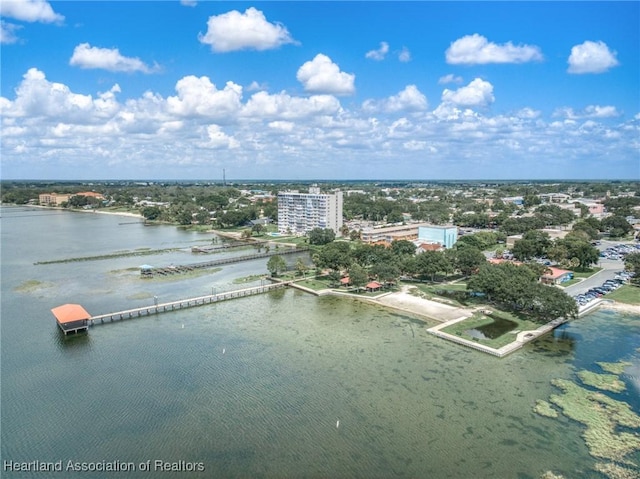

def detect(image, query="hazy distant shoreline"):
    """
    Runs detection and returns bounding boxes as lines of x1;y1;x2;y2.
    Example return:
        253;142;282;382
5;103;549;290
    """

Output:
13;204;144;219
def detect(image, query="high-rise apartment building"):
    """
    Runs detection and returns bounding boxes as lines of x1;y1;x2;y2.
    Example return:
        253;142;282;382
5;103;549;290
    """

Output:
277;186;343;236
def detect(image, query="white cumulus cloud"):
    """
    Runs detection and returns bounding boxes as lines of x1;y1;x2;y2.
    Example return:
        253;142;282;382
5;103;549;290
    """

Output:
0;0;64;23
398;47;412;62
441;78;495;107
1;20;22;44
567;40;619;74
198;7;296;52
438;74;463;85
365;41;389;60
167;76;243;120
296;54;355;95
363;85;427;113
202;124;239;149
553;105;620;119
242;91;341;120
446;33;543;64
69;43;158;73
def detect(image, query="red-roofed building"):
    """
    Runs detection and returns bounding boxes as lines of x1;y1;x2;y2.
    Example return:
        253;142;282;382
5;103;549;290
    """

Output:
74;192;105;200
541;267;573;285
416;243;443;253
51;304;91;335
366;281;382;292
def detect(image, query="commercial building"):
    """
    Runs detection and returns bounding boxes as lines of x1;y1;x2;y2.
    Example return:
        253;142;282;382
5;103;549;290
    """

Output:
360;223;428;244
39;193;71;206
277;186;343;236
417;225;458;249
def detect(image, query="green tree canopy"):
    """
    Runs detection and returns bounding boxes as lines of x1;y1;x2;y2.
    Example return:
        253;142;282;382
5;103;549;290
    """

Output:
391;239;417;256
316;241;352;271
555;236;600;270
267;255;287;276
308;227;336;245
449;245;486;276
347;264;369;290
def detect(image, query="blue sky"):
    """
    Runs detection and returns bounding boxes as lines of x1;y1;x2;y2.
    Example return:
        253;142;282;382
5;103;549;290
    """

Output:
1;1;638;180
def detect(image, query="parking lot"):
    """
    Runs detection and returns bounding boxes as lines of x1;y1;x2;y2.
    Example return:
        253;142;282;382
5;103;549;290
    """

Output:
564;241;639;308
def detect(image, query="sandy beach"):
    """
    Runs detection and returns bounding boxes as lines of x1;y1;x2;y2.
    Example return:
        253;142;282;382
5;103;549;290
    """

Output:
372;285;473;323
599;301;640;315
24;204;144;219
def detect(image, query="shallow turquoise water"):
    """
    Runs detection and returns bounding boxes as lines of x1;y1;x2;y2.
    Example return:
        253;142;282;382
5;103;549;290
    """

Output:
1;207;638;478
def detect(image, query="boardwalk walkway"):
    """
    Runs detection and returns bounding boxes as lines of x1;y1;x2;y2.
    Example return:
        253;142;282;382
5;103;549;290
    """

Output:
88;282;289;325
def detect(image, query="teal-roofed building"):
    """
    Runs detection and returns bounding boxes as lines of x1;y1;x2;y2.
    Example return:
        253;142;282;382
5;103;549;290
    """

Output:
417;226;458;249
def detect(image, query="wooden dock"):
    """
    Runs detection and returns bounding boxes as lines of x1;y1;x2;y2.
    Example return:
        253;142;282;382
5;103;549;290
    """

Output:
87;282;289;325
141;247;309;277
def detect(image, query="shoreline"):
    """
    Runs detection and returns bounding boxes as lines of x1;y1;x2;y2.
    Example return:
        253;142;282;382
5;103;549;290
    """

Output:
598;301;640;315
8;204;144;219
310;284;640;358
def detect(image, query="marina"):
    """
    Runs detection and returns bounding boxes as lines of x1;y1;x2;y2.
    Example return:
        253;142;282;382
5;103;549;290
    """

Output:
140;247;309;277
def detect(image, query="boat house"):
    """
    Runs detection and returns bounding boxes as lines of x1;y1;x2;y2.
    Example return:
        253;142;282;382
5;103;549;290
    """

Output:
51;304;91;335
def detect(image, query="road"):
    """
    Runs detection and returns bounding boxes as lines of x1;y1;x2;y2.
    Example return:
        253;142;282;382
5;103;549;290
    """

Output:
563;259;623;296
563;240;632;296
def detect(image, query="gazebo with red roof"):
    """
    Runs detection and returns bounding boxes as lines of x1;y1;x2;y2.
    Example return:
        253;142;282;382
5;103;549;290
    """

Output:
366;281;382;292
51;304;91;335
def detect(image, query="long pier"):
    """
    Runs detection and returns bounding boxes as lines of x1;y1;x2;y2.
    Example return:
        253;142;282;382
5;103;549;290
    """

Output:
88;282;289;325
142;247;309;277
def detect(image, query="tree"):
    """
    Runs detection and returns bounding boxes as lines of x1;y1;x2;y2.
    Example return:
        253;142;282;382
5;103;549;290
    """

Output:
522;230;551;257
308;227;336;245
267;255;286;276
624;252;640;285
467;262;576;322
415;251;452;282
347;264;368;291
451;245;486;276
316;241;352;271
252;223;265;236
572;220;600;240
512;239;537;261
327;270;342;287
295;258;308;277
528;283;578;322
370;260;400;285
141;206;162;220
241;229;252;240
555;236;599;270
391;239;416;257
601;216;633;239
456;231;502;251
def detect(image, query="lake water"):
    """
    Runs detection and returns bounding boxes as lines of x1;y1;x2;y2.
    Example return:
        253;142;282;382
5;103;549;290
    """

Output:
1;206;639;478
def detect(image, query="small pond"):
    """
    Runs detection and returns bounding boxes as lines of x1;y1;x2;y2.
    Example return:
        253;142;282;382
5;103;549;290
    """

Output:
465;317;519;339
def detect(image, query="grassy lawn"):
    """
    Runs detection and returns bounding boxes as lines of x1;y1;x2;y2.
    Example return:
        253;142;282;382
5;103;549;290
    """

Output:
606;285;640;305
296;276;333;290
572;267;602;279
441;310;543;349
406;282;487;308
559;278;582;288
267;236;310;246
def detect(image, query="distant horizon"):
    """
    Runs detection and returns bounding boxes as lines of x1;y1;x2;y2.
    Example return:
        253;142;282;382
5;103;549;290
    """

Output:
1;1;638;180
2;178;638;185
